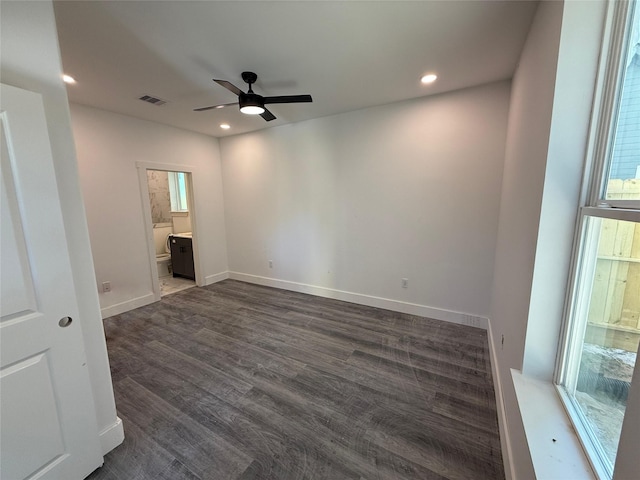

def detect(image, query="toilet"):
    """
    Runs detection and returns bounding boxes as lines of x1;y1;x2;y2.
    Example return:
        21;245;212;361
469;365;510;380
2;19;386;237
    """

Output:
152;223;173;277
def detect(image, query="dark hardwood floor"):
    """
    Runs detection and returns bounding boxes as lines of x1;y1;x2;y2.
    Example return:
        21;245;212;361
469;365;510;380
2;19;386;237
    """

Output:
88;280;504;480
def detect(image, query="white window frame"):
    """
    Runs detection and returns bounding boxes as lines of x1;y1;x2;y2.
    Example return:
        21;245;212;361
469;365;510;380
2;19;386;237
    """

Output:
555;1;640;479
592;0;640;212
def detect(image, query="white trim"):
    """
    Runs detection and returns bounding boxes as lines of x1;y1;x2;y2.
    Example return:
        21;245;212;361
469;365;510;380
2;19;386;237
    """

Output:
135;163;204;291
588;0;634;205
487;319;515;480
555;3;639;472
100;293;156;319
602;200;640;210
136;165;162;302
204;271;230;286
512;370;596;480
97;271;226;320
584;206;640;222
98;417;124;455
228;272;488;329
135;161;197;174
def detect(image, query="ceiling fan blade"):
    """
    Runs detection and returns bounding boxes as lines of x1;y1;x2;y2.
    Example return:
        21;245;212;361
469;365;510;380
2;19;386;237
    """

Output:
260;108;276;122
193;102;238;112
263;95;312;105
213;79;244;96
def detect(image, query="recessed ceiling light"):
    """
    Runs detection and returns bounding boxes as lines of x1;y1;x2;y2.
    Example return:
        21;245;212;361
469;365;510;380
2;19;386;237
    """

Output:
63;74;76;84
421;74;438;84
220;124;231;130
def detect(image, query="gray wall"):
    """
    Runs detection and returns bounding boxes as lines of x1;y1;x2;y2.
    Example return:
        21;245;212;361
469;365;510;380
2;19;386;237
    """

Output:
221;81;511;321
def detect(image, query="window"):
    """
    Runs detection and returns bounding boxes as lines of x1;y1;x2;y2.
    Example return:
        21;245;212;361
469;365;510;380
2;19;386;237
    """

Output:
168;171;188;212
558;2;640;478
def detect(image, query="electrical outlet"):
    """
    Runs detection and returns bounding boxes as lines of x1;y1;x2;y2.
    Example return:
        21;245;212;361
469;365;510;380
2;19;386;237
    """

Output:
102;281;111;293
269;260;273;268
402;278;408;288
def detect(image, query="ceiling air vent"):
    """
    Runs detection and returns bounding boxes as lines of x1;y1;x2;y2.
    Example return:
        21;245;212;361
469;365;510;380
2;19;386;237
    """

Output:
138;94;167;106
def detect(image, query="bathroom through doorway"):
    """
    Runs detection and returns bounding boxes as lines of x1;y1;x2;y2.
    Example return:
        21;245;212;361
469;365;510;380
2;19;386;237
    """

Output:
144;168;197;297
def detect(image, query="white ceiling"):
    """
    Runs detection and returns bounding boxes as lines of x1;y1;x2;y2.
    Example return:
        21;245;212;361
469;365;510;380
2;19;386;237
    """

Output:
53;1;537;138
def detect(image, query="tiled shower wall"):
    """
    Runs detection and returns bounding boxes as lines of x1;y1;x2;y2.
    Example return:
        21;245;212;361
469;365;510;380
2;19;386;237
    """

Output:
147;170;171;224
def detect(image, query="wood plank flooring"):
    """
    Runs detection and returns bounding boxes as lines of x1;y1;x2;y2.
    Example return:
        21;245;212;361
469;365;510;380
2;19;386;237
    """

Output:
88;280;504;480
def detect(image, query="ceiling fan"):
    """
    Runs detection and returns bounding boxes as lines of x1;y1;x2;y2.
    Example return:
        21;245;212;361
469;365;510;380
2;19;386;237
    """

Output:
194;71;313;122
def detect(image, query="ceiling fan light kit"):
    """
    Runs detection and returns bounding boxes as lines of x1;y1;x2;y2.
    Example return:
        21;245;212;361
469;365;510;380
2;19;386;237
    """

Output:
195;71;312;122
239;105;265;115
239;94;265;115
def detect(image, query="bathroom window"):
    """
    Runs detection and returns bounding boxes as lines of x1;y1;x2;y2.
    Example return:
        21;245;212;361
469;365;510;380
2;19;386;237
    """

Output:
168;171;188;212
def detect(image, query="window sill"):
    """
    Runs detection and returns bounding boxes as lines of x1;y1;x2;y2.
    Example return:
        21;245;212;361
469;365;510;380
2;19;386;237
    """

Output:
511;369;596;480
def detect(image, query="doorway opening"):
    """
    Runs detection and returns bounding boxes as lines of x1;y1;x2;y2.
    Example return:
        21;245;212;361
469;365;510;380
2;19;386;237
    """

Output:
145;169;196;297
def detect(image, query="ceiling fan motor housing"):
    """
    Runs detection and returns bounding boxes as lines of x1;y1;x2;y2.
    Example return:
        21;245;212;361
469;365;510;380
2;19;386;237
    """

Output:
239;92;265;113
241;71;259;85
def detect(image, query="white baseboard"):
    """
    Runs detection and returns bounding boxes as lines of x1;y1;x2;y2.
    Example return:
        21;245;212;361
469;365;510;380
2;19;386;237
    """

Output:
487;319;515;480
100;272;229;318
99;416;124;455
204;271;230;286
100;293;156;319
228;272;488;330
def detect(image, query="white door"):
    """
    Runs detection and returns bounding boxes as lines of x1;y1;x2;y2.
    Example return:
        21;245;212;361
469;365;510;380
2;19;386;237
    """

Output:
0;84;102;479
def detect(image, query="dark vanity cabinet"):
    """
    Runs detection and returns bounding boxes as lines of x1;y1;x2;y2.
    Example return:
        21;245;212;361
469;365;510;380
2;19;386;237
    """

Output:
169;235;195;280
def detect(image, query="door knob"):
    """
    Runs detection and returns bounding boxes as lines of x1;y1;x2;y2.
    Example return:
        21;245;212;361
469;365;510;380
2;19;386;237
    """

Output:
58;316;73;327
